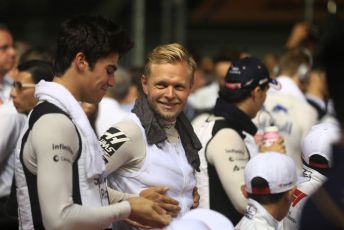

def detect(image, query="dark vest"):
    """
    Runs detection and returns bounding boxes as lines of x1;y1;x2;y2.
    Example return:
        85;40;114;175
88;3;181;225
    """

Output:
19;102;82;229
208;98;257;225
207;119;248;225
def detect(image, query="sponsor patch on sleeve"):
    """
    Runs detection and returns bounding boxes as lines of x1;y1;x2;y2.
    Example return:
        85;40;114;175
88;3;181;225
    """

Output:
99;127;130;163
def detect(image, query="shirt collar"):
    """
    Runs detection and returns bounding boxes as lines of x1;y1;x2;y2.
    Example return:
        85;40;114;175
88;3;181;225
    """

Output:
270;76;306;102
246;198;281;229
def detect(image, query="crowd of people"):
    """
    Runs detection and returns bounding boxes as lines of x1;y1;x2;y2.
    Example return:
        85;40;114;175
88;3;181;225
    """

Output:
0;13;344;230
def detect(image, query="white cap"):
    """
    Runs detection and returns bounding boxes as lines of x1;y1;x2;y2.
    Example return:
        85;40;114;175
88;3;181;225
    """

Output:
245;153;301;195
165;219;210;230
169;208;234;230
302;122;340;168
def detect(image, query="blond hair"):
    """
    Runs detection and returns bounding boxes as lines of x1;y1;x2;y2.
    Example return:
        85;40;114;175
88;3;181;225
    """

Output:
143;43;196;82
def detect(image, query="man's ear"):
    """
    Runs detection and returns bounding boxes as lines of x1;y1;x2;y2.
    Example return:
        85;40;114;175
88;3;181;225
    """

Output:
75;52;88;71
250;86;260;100
241;185;249;198
141;75;148;95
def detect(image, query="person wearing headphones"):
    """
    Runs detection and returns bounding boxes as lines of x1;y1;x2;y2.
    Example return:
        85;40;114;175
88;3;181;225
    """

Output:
254;48;318;174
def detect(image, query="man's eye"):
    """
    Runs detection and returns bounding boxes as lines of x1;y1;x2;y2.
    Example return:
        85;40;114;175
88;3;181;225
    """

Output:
175;86;185;91
156;84;165;89
106;66;116;75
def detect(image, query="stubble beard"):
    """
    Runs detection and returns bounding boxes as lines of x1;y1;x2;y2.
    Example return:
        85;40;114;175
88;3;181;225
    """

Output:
148;97;182;122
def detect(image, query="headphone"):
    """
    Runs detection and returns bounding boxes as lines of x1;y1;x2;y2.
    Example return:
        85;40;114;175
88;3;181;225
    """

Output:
297;63;310;82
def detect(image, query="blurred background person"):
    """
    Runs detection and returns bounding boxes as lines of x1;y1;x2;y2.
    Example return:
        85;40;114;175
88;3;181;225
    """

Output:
0;60;54;228
188;47;241;120
194;57;285;225
237;153;300;229
95;68;131;137
0;25;16;105
254;48;318;173
283;122;340;230
299;17;344;230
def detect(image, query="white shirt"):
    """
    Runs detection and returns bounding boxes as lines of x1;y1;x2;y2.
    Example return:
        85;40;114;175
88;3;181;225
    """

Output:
188;81;219;110
236;199;282;230
0;75;13;105
273;76;306;102
254;76;317;173
103;113;196;219
0;102;26;197
95;97;129;136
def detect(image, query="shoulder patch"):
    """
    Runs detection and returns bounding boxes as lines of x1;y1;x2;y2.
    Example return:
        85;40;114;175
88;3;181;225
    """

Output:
99;127;130;163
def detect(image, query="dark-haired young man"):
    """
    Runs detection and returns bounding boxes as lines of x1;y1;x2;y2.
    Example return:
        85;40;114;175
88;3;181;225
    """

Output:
236;152;299;229
194;57;285;224
14;15;171;229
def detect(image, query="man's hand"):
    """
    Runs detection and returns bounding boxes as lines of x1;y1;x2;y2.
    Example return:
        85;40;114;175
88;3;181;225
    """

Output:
192;187;200;209
124;219;152;229
127;197;171;228
286;21;311;49
140;186;180;217
259;137;286;154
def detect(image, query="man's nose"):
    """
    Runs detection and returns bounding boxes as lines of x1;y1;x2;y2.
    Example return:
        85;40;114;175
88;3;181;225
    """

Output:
165;86;175;99
10;87;17;99
108;75;115;87
7;46;16;57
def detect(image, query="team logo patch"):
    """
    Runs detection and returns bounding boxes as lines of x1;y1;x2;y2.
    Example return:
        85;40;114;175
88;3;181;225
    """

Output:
272;104;288;114
303;169;312;181
245;204;257;219
291;189;307;207
99;127;130;163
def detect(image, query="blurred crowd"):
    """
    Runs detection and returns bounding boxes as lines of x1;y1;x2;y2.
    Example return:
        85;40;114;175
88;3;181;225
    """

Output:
0;13;344;230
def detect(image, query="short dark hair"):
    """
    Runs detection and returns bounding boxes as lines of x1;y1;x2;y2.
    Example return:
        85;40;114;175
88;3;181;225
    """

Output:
247;177;287;205
302;156;330;177
17;60;54;83
54;15;133;76
19;46;54;65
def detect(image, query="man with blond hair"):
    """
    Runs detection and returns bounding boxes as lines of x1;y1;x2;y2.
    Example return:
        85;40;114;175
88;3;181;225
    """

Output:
100;43;202;229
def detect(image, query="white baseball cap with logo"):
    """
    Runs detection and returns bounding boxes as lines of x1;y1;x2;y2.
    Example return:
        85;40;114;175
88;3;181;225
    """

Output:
302;122;340;169
244;152;303;195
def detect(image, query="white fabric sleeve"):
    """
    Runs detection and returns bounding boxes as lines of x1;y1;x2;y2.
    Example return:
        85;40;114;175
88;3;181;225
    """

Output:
30;114;131;230
99;119;146;175
0;106;25;166
207;128;248;214
302;105;318;138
